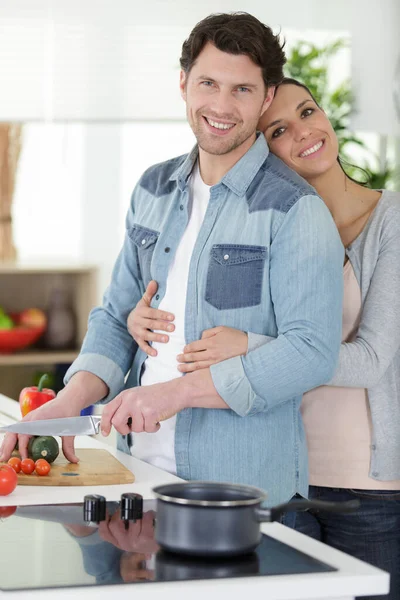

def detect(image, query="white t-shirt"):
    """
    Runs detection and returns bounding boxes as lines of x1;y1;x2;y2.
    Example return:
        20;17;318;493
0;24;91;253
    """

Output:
130;162;210;473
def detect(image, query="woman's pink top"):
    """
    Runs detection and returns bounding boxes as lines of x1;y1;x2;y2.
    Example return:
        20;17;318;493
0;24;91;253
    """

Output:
301;260;400;489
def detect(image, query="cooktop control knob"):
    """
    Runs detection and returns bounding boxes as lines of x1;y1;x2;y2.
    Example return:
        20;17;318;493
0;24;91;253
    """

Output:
120;493;143;521
83;494;106;524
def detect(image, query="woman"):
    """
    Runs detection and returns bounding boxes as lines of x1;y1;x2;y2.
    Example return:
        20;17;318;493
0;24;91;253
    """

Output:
128;79;400;600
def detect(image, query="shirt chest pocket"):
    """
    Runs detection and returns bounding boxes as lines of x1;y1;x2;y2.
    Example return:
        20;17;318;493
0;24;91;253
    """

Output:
205;244;268;310
129;224;160;287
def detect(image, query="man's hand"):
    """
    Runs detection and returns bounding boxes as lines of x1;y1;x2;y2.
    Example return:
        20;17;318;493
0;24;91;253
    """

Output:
120;553;155;583
127;280;175;357
98;510;158;554
0;394;83;464
177;326;248;373
101;370;229;437
0;371;108;463
100;379;185;436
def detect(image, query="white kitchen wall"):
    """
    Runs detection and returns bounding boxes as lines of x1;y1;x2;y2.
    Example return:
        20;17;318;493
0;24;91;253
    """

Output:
5;0;400;302
13;122;196;297
13;123;84;264
0;0;354;121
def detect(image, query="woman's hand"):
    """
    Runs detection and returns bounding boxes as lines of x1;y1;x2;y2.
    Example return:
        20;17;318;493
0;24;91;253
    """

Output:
176;326;248;373
127;280;175;357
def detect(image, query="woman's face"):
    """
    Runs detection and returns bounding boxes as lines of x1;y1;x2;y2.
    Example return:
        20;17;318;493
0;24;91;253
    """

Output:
258;84;339;181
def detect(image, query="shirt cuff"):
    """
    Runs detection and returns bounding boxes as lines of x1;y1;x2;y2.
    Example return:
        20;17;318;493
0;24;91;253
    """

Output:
210;355;261;417
247;332;275;353
64;353;125;404
65;528;101;545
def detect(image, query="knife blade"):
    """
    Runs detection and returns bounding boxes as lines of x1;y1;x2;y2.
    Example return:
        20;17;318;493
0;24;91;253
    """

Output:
0;415;102;437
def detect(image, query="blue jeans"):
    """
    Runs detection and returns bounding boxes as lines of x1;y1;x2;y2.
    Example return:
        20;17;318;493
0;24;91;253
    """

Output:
294;486;400;600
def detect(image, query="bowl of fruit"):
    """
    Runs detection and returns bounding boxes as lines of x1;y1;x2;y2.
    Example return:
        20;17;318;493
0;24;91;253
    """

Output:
0;308;47;353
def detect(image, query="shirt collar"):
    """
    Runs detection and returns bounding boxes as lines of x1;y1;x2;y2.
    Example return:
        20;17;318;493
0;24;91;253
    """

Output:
220;133;269;195
169;132;269;195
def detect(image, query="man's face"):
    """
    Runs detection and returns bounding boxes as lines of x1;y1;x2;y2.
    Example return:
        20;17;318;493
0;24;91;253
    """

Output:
180;42;274;158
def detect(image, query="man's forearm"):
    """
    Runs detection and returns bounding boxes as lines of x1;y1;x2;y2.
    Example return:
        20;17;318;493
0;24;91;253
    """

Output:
62;371;109;412
178;368;229;410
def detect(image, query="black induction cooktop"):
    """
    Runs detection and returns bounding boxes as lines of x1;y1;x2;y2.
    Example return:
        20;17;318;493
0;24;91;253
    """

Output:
0;499;336;591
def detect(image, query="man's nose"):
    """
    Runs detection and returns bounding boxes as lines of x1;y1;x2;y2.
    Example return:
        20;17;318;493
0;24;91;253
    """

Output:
212;89;235;116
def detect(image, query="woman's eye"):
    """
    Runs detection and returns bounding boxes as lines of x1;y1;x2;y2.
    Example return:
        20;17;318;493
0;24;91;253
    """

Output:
301;108;314;118
272;127;285;138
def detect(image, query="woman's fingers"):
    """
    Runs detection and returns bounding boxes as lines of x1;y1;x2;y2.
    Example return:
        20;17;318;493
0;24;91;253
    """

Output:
177;350;208;363
201;326;223;339
177;360;212;373
182;339;208;354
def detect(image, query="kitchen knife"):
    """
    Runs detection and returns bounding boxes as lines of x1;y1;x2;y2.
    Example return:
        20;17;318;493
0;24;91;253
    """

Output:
0;415;102;437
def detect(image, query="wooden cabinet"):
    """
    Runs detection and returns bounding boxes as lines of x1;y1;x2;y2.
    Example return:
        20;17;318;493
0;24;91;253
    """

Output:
0;264;97;399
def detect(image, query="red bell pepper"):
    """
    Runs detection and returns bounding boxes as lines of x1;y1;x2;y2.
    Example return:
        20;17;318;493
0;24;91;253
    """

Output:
19;374;56;417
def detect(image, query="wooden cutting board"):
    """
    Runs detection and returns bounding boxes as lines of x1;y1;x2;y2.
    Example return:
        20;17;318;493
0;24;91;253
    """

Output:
16;448;135;486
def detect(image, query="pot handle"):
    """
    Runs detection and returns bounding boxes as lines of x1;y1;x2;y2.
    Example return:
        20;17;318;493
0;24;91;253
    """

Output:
255;498;360;523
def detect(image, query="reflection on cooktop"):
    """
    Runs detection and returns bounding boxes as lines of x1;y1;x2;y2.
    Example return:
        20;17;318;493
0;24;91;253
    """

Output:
0;500;336;591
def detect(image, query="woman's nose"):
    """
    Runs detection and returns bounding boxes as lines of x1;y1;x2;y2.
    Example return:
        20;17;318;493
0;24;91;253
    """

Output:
293;123;312;142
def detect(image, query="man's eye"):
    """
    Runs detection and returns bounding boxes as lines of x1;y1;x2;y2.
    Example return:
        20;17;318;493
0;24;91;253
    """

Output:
237;86;250;93
201;81;214;87
272;127;285;138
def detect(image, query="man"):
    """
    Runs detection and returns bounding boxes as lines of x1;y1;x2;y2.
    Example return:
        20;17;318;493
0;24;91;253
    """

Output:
0;13;344;506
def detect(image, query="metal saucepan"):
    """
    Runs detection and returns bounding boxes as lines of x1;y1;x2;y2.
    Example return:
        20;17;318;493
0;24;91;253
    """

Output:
152;482;359;557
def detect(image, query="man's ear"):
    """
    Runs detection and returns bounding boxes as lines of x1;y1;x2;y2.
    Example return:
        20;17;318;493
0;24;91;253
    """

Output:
260;86;276;116
180;70;187;101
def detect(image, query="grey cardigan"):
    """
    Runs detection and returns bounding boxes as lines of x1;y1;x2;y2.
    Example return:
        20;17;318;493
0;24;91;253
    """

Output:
248;190;400;481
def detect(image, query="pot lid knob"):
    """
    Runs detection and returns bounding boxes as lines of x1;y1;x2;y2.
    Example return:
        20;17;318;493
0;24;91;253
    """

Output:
120;492;143;521
83;494;106;523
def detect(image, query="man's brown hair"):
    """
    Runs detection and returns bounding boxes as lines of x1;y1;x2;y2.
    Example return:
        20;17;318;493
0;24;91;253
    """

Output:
180;12;286;89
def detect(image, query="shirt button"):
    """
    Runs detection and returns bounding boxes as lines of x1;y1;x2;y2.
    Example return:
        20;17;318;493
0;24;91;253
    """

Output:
371;444;376;450
179;204;184;211
155;294;160;300
141;239;146;245
372;471;379;477
223;254;229;260
164;247;170;253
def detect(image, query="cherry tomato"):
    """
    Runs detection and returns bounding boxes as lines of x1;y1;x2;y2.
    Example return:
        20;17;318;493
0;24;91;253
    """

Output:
0;464;18;495
20;458;35;475
0;505;17;518
34;459;51;476
7;457;21;474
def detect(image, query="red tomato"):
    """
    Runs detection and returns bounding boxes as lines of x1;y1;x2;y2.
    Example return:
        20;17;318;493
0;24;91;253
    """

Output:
20;458;35;475
34;459;51;476
7;457;21;473
0;505;17;518
0;465;18;495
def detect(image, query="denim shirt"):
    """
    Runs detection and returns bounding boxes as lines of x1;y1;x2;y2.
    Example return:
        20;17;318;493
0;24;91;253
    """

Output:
65;134;344;506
